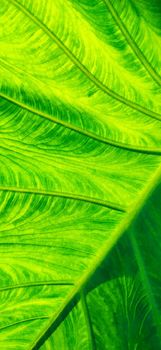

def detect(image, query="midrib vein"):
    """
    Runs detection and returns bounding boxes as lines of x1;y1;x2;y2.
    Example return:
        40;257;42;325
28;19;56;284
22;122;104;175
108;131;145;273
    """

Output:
8;0;161;122
1;93;161;156
103;0;161;86
0;185;126;212
29;163;161;350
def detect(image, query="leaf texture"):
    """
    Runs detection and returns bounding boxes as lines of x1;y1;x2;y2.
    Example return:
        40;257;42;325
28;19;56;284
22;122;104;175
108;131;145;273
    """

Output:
0;0;161;349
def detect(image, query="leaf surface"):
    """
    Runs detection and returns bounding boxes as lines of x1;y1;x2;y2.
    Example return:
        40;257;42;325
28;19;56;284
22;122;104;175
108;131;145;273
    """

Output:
0;0;161;349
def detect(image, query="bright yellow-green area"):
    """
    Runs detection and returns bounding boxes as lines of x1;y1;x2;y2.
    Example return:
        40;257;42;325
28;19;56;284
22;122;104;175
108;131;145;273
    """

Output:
0;0;161;349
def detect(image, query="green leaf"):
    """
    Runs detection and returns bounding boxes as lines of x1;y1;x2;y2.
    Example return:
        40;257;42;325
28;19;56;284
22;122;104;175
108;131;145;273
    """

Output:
0;0;161;349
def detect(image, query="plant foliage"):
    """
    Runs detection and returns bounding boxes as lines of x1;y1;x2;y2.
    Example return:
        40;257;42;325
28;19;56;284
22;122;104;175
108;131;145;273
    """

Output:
0;0;161;349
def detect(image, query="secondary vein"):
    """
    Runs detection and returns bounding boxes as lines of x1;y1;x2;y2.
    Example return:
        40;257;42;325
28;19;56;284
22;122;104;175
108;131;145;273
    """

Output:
1;93;161;155
103;0;161;86
0;185;126;212
0;317;49;332
0;280;74;292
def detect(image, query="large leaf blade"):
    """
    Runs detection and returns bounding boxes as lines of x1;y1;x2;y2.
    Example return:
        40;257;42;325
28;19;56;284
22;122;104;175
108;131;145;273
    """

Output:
0;0;161;348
